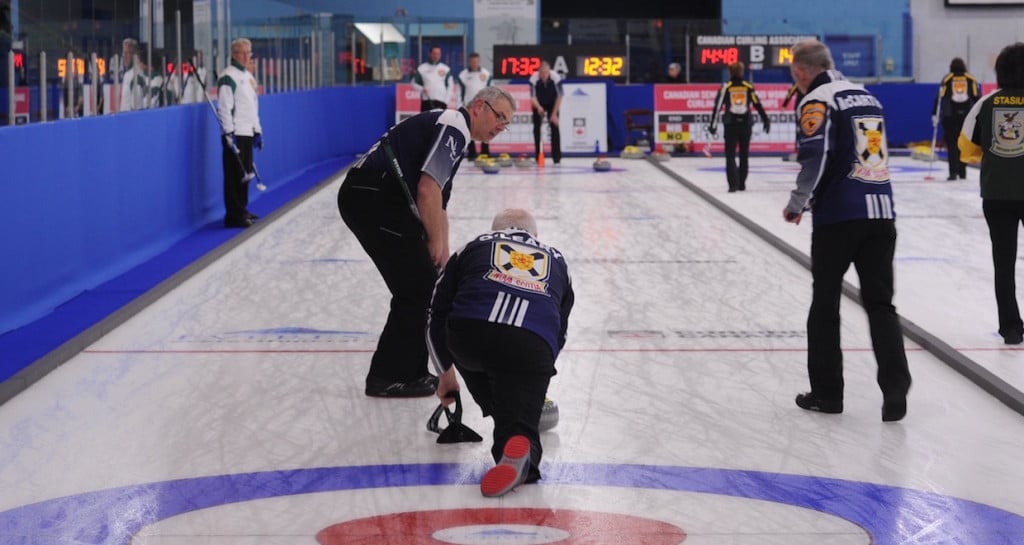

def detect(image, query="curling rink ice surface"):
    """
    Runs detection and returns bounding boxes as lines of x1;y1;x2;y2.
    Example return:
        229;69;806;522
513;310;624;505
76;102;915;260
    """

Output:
1;153;1023;545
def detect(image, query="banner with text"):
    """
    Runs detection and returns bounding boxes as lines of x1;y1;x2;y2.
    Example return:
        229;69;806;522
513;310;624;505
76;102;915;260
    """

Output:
654;83;797;154
395;83;607;155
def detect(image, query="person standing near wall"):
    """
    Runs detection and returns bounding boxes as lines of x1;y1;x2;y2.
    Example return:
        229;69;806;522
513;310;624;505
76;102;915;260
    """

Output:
782;39;911;422
933;57;980;180
958;42;1024;345
529;61;563;164
181;50;209;105
458;52;493;160
412;45;453;112
664;62;684;83
116;38;138;112
337;86;516;398
217;38;263;228
708;61;770;192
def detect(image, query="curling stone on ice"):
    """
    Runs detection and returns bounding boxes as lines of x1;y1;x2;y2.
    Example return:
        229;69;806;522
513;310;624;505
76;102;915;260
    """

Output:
651;144;671;162
474;153;490;168
514;154;536;168
497;152;514;167
481;159;501;174
592;157;612;171
620;145;645;159
539;397;559;431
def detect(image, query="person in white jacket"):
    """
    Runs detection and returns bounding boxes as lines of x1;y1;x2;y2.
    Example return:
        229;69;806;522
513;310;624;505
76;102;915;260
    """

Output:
458;52;493;159
217;38;263;228
412;45;453;112
180;50;209;105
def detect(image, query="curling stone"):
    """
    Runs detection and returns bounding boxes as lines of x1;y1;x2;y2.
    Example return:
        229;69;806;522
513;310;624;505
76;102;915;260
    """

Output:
514;154;536;168
539;397;559;431
620;145;645;159
481;161;501;174
592;157;612;171
497;152;514;167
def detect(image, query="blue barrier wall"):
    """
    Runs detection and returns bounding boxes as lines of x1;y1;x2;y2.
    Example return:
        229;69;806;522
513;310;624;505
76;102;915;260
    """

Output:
0;86;390;335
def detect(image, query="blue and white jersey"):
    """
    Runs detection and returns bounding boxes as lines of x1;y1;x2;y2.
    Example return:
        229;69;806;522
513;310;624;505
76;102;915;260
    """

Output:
427;228;575;371
786;70;896;227
354;108;470;209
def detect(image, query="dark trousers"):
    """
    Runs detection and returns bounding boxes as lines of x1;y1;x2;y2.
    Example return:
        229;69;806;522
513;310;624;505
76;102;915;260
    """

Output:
532;107;561;163
807;220;911;401
942;115;967;178
337;168;437;382
723;123;752;191
447;318;555;482
983;199;1024;337
467;140;490;159
421;99;447;112
222;135;253;222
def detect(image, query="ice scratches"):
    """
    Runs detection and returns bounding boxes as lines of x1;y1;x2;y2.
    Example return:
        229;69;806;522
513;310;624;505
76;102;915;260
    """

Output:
608;329;805;339
575;258;739;264
172;328;373;344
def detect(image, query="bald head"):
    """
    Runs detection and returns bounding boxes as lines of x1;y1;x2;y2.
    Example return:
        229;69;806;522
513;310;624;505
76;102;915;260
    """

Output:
491;208;538;236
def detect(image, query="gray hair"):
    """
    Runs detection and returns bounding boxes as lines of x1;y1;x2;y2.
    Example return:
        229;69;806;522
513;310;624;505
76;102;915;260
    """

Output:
491;208;538;236
231;38;252;55
792;39;834;73
470;86;516;114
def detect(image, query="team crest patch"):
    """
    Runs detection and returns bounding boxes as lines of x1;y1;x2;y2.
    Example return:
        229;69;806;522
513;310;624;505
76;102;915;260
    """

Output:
486;241;551;294
849;115;890;182
951;76;970;103
992;109;1024;158
729;88;749;114
800;102;826;136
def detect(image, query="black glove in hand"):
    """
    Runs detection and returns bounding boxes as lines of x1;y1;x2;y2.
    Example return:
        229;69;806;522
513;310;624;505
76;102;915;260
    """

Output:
254;133;263;150
763;121;771;134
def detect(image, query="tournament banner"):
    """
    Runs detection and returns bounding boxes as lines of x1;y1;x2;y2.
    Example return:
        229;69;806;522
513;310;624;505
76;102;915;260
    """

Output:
654;83;797;154
558;82;608;153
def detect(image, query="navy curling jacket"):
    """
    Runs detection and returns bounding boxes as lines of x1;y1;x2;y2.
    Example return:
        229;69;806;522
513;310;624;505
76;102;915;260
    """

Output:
785;70;897;227
427;228;574;372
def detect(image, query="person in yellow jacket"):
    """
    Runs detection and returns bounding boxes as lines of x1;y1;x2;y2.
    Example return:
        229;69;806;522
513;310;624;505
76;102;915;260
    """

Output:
934;57;980;180
709;62;770;192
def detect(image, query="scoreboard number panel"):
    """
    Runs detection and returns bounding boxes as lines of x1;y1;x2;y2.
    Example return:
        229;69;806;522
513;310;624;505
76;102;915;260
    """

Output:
493;45;627;81
691;35;817;70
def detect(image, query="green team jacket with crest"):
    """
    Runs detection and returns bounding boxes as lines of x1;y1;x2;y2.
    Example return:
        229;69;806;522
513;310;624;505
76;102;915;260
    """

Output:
960;88;1024;201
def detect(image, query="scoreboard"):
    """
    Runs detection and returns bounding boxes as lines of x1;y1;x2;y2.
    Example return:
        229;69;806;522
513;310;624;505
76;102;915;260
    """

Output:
493;45;628;82
691;35;818;70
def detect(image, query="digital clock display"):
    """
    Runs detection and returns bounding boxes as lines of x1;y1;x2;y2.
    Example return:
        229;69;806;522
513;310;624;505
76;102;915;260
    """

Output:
576;56;625;77
500;56;542;78
493;45;628;81
696;47;742;67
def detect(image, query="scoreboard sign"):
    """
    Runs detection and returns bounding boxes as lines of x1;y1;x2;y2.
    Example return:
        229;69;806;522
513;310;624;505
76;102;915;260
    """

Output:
653;83;798;154
492;44;628;82
691;35;818;70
